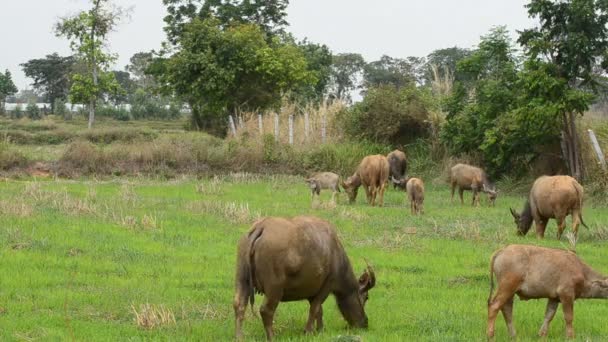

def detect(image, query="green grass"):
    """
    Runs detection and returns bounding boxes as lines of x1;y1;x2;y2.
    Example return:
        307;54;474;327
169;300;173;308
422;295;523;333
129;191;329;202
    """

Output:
1;176;608;341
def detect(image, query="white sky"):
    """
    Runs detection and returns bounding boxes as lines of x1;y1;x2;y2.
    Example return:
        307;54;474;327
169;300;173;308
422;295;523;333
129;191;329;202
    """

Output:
0;0;535;90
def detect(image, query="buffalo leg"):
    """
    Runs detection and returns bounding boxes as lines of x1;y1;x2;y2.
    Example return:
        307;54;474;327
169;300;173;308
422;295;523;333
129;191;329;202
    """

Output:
538;298;559;337
458;188;464;205
501;296;516;337
487;277;520;338
410;197;415;215
535;219;548;239
370;186;377;206
450;183;456;203
260;295;280;341
377;182;386;207
571;210;581;240
233;291;248;341
305;290;330;333
560;295;575;339
363;185;372;205
556;217;566;240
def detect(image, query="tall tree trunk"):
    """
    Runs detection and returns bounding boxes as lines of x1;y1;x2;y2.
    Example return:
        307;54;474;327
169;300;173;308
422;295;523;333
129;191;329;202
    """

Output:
561;112;583;181
88;0;102;130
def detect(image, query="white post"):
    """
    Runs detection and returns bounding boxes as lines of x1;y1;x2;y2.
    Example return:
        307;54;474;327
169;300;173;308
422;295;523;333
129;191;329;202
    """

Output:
304;112;310;141
274;113;279;142
288;114;294;145
239;115;245;130
321;113;327;143
229;115;237;136
258;114;263;135
588;129;607;171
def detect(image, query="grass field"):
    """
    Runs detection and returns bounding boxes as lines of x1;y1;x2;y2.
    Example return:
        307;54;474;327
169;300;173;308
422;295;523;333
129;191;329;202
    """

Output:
1;174;608;341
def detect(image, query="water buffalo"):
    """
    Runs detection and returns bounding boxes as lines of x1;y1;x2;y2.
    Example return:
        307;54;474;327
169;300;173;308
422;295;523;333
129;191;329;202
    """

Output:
387;149;407;189
449;163;497;206
487;244;608;339
233;216;376;341
406;177;424;215
341;155;389;206
305;172;340;203
510;175;587;240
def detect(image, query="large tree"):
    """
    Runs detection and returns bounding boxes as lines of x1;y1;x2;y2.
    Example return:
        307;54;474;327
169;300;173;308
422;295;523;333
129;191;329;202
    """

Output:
518;0;608;180
0;70;18;114
20;53;75;113
55;0;125;128
126;52;157;89
363;55;422;91
329;53;365;101
155;18;315;135
162;0;289;45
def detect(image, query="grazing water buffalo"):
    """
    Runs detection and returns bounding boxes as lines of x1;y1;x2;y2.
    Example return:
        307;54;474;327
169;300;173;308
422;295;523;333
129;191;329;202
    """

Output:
387;149;407;189
510;175;587;240
487;244;608;339
233;216;376;341
406;177;424;215
342;155;389;206
305;172;341;202
449;163;497;206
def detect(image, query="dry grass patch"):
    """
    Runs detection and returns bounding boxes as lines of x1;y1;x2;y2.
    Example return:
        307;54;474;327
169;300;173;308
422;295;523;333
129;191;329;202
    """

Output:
131;303;176;329
0;199;33;217
188;201;260;225
195;178;223;195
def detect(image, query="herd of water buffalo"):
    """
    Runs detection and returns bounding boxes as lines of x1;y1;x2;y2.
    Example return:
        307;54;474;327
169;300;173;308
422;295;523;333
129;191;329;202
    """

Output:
233;149;602;340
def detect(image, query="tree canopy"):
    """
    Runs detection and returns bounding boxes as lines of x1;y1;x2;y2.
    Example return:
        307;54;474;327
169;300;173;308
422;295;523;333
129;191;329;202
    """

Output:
0;70;18;114
21;53;75;112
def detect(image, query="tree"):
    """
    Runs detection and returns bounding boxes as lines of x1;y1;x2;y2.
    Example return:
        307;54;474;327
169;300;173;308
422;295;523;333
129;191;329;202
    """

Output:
0;70;18;114
126;52;157;89
424;47;471;84
162;0;289;45
55;0;126;128
329;53;365;101
518;0;608;180
362;55;421;91
20;53;75;113
110;70;133;104
290;39;332;103
155;18;315;135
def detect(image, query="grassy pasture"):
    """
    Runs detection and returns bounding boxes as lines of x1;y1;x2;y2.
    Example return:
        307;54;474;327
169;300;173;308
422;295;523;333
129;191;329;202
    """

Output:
1;175;608;341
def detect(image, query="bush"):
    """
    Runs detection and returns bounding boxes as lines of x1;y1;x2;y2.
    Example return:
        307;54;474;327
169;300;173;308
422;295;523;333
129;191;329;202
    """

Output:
337;84;436;145
26;103;42;120
0;142;29;170
96;105;131;121
53;99;68;118
11;104;23;119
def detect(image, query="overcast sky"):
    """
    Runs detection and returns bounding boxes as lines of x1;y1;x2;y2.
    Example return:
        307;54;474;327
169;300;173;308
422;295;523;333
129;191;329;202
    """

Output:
0;0;535;90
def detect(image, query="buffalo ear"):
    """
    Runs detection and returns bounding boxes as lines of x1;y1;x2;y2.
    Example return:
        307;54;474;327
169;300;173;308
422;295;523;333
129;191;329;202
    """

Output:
509;208;520;219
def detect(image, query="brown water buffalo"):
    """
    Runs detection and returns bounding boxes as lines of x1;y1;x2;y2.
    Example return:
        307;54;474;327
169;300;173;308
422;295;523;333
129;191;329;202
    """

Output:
510;175;587;240
233;216;376;341
449;163;497;206
406;177;424;215
387;149;407;189
341;155;389;206
487;244;608;339
305;172;341;202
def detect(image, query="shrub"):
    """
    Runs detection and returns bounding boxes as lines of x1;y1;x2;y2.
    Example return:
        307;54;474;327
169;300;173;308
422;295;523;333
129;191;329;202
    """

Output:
53;99;68;118
11;104;23;119
0;142;29;170
337;84;436;145
96;105;131;121
26;103;42;120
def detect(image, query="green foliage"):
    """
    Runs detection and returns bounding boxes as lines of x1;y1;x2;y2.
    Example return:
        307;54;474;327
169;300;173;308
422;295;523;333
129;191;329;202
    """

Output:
330;53;366;101
0;69;18;114
130;89;181;120
11;104;23;119
162;0;289;45
20;53;75;112
55;0;126;128
290;39;333;102
96;105;131;121
53;98;68;117
363;55;423;90
25;103;42;120
156;18;316;135
339;84;436;145
424;47;471;83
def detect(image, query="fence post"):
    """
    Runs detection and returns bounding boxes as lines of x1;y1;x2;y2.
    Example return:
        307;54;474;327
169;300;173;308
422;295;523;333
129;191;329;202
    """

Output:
258;114;263;135
321;113;327;143
587;129;607;171
228;115;237;136
288;114;294;145
304;112;310;141
238;115;245;130
274;113;279;142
